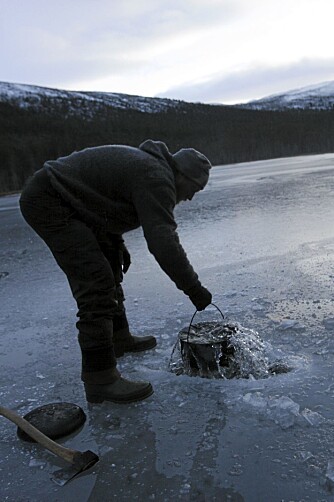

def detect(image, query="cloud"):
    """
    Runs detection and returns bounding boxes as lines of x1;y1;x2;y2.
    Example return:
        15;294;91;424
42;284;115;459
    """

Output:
156;58;334;104
0;0;237;87
2;0;333;101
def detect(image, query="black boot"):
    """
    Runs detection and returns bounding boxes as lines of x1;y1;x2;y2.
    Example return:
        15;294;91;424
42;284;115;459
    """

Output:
113;332;157;357
80;341;154;403
112;313;157;357
84;374;154;404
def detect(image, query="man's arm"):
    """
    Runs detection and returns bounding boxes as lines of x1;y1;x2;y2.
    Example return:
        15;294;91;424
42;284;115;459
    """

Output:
132;177;211;309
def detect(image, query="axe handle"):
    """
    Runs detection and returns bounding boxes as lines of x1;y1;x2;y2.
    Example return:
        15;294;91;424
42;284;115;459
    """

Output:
0;405;78;464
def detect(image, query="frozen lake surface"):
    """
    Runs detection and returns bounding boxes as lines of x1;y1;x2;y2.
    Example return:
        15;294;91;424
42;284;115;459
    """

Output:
1;153;334;501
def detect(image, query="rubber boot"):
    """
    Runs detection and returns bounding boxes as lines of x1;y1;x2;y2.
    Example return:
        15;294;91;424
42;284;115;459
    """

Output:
113;329;157;357
80;335;154;404
84;368;154;404
112;311;157;357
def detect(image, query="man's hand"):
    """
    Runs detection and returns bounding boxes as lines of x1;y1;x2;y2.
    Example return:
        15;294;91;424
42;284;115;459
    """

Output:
119;243;131;273
187;283;212;311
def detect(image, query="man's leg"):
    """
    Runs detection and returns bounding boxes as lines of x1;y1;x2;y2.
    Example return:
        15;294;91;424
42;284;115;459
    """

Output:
112;284;157;357
19;169;153;402
98;238;157;357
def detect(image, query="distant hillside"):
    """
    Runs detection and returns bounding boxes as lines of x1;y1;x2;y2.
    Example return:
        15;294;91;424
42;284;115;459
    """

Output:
0;81;184;117
239;81;334;111
1;81;334;193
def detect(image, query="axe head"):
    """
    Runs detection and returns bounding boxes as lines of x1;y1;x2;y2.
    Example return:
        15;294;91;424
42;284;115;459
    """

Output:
51;450;99;486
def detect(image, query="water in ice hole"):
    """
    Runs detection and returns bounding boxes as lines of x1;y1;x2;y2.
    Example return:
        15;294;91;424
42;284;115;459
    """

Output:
169;321;292;379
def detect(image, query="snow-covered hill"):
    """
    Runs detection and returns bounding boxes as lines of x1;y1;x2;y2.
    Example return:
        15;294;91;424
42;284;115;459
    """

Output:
3;80;334;115
239;81;334;111
0;81;184;118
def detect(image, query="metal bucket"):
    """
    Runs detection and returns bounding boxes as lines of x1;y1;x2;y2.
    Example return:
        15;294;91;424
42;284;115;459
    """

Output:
171;305;293;379
179;320;237;376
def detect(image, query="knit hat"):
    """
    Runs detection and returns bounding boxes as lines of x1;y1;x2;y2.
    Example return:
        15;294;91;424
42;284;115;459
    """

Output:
173;148;212;189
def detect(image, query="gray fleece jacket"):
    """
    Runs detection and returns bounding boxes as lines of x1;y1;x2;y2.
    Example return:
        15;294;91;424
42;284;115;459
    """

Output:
44;140;200;294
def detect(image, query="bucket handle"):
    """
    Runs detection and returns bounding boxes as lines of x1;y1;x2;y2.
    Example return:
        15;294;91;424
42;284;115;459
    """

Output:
187;303;225;341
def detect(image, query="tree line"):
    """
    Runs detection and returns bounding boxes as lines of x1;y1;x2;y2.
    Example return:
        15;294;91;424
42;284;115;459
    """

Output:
1;98;334;193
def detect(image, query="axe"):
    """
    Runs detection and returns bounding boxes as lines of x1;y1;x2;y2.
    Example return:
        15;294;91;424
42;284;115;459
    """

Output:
0;405;99;485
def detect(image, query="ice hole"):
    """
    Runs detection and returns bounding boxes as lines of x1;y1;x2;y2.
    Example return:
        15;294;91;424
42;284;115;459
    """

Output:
169;321;292;379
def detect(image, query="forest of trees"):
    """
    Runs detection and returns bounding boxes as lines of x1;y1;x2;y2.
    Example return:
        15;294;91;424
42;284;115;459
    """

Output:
1;96;334;193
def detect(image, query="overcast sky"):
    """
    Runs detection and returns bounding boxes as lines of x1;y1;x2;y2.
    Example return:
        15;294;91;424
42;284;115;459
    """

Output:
1;0;334;104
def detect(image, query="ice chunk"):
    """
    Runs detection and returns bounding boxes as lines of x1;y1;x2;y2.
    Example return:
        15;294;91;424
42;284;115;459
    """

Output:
278;320;305;331
326;459;334;483
243;393;301;429
323;318;334;330
299;451;314;462
243;392;267;411
267;396;300;429
301;408;325;426
29;458;45;468
228;463;243;476
224;291;237;298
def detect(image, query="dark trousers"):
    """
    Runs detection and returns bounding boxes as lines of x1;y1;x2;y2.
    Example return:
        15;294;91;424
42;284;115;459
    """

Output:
19;169;129;383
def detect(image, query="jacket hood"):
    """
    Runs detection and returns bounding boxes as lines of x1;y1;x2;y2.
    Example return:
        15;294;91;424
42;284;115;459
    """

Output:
139;139;174;166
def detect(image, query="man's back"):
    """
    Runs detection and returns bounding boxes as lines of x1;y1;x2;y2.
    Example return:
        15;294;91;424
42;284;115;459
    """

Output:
43;142;176;234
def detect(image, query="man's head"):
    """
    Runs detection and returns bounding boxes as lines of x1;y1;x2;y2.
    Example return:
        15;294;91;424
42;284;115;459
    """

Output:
172;148;212;203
